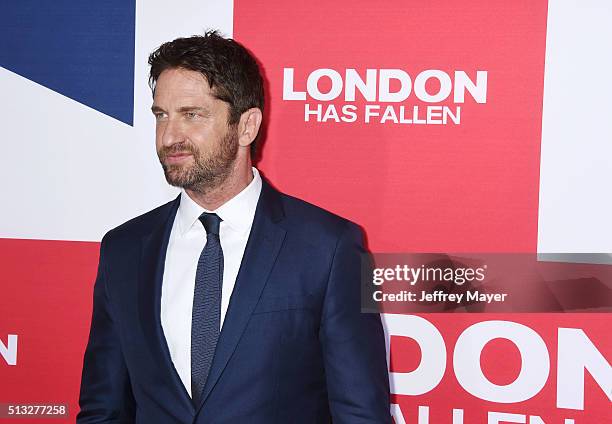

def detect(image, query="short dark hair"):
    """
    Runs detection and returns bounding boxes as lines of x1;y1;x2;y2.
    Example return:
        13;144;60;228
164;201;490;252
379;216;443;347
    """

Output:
148;30;264;154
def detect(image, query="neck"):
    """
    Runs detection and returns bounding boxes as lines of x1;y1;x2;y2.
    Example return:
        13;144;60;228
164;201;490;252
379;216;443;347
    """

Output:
186;160;253;210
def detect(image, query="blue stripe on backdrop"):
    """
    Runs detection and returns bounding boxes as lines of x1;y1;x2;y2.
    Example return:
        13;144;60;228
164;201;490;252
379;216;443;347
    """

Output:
0;0;136;125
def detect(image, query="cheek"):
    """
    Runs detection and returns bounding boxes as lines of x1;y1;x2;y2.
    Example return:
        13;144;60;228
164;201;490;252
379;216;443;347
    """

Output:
154;125;165;148
187;126;215;149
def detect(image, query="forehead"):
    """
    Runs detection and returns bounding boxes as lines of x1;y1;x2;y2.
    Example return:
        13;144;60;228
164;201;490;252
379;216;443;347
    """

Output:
153;68;216;104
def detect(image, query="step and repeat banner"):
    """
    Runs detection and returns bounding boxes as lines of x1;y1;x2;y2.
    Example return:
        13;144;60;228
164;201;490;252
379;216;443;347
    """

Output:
1;1;610;423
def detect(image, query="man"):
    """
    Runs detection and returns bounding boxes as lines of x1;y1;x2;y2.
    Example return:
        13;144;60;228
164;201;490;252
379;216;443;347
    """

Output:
77;31;390;423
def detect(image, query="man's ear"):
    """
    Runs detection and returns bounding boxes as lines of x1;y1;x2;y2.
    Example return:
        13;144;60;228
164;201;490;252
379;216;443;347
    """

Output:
237;108;263;148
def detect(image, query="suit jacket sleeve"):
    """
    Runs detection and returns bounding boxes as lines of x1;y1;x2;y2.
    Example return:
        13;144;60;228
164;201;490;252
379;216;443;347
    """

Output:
77;233;136;423
319;222;391;423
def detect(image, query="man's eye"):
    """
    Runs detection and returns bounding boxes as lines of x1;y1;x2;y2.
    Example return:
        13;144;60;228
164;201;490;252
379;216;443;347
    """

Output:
154;113;167;121
186;112;199;119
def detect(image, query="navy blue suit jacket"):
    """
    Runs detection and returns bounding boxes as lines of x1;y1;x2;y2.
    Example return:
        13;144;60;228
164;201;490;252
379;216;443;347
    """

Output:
77;180;390;423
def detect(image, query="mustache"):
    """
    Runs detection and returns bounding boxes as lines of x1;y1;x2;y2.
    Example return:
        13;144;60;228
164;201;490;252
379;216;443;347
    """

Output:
158;143;198;159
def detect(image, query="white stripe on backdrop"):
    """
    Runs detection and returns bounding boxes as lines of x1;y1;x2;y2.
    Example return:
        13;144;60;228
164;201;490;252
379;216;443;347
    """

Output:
538;0;612;253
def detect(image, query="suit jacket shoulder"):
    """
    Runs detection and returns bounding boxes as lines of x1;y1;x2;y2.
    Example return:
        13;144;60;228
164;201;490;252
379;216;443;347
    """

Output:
101;197;178;245
275;189;362;245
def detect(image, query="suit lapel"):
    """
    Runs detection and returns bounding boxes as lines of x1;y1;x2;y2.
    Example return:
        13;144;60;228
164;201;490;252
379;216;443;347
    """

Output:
138;195;195;414
196;181;287;413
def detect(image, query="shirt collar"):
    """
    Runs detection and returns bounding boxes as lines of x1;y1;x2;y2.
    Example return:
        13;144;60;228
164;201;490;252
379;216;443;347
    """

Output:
176;167;262;236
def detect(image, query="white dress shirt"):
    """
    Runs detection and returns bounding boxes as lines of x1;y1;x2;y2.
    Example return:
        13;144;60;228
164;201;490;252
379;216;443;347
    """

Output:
161;167;262;396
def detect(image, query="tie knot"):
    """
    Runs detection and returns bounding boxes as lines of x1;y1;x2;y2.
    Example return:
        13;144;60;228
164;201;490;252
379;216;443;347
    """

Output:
199;212;222;235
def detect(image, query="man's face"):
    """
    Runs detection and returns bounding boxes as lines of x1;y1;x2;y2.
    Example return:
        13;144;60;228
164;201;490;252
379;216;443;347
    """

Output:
152;67;238;192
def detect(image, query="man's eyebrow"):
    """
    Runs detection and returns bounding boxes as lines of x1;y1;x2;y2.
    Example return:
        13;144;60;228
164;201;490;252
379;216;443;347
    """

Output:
150;105;210;114
177;106;208;114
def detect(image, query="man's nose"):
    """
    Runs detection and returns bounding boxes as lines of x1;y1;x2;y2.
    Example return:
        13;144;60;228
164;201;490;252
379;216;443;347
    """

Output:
161;118;185;147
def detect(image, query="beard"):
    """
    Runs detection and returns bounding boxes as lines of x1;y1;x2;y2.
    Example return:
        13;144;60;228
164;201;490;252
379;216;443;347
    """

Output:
157;127;239;193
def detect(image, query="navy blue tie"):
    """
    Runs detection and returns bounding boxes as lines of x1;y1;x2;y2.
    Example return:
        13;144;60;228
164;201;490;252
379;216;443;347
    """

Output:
191;212;223;406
